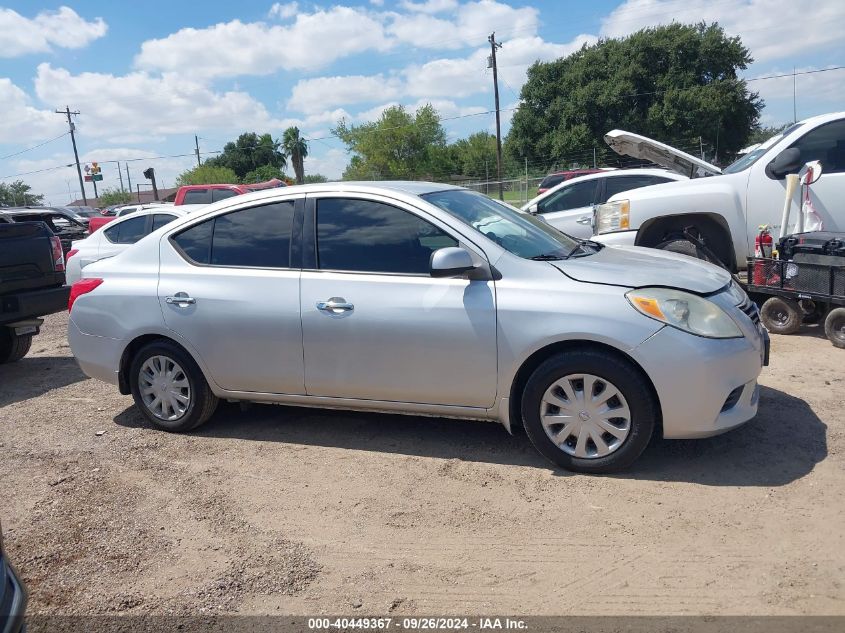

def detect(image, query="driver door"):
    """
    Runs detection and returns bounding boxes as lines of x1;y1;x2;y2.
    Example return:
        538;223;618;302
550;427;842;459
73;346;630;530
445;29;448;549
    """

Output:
536;178;599;237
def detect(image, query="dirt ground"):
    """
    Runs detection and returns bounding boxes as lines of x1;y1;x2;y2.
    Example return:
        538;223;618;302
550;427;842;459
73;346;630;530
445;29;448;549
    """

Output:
1;311;843;617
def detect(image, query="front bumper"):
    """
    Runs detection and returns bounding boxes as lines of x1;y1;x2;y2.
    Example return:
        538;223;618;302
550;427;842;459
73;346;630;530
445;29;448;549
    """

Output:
634;325;766;439
591;230;637;247
1;559;27;633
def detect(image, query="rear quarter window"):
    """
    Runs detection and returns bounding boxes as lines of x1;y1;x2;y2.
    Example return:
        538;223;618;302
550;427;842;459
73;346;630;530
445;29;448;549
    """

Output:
182;189;211;205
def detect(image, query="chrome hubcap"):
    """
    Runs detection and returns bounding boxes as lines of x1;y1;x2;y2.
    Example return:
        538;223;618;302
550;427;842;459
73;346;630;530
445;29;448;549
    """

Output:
139;355;191;421
540;373;631;459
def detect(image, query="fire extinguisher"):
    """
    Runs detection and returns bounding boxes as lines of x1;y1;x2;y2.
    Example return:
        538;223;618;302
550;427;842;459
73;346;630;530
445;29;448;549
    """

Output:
753;225;774;286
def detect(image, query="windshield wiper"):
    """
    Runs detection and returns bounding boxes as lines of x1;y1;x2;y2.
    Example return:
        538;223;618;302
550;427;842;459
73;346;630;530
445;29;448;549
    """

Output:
566;239;605;258
529;253;566;261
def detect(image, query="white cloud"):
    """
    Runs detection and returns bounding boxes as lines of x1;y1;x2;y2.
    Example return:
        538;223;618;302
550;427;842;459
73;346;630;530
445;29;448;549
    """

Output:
0;79;66;144
33;64;284;143
0;6;107;58
287;75;404;114
600;0;845;63
752;67;845;119
268;2;299;19
400;0;459;13
135;7;392;78
304;147;348;180
387;0;539;49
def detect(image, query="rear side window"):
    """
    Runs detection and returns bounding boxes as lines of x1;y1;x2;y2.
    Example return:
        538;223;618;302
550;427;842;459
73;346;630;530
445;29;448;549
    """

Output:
172;202;294;268
105;215;147;244
316;198;457;274
212;189;239;202
151;213;178;232
602;175;673;202
183;189;211;205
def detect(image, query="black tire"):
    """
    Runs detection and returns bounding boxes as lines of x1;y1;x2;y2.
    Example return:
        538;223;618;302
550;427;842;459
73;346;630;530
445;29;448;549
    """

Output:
824;307;845;349
0;329;33;364
520;349;658;474
129;340;218;432
655;237;721;265
760;296;802;335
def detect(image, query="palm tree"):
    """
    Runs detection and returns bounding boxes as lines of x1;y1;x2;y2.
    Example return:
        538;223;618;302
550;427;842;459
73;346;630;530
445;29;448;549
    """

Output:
282;126;308;184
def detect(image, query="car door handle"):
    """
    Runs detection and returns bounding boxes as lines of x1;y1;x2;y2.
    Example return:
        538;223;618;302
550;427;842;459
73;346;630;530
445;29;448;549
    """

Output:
576;216;592;224
317;297;354;313
165;294;196;306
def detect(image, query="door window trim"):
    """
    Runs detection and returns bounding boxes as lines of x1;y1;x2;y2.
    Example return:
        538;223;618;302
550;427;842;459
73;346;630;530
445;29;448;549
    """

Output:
168;197;304;271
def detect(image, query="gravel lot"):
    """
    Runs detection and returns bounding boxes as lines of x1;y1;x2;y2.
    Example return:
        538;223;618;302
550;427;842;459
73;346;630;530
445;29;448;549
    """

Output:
1;311;843;617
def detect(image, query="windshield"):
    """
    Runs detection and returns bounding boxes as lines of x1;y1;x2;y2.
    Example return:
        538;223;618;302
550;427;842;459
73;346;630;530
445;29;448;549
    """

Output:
421;189;580;260
723;123;804;174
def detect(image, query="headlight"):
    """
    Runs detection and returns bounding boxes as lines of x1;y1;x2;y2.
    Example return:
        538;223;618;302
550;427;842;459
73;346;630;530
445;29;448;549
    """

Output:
725;279;747;305
595;199;630;234
626;287;742;338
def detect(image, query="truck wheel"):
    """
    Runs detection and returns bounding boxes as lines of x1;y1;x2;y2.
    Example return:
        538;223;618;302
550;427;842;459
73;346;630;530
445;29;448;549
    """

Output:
824;308;845;349
129;340;219;432
760;297;802;335
520;349;657;473
0;329;33;364
655;237;720;265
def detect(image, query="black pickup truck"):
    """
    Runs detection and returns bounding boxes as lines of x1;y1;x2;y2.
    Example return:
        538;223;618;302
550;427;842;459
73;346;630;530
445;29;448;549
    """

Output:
0;218;70;363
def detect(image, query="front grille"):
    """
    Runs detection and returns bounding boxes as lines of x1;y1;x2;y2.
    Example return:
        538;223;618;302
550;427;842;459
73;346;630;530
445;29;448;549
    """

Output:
721;385;744;413
739;298;760;326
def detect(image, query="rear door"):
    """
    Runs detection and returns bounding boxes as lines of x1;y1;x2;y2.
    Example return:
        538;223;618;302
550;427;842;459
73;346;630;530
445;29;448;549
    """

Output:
537;178;599;237
157;198;304;394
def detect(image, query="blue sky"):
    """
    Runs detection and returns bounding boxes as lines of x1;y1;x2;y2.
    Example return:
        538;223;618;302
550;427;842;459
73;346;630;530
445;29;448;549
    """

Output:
1;0;844;204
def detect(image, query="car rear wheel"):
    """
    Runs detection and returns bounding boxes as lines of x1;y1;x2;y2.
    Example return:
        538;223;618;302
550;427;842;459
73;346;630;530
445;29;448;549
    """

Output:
129;340;218;432
0;329;32;364
521;349;657;473
824;307;845;349
760;296;802;335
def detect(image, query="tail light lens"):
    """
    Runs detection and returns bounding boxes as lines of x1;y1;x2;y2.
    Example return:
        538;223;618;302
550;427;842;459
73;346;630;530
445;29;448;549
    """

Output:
66;248;79;260
50;236;65;272
68;278;103;312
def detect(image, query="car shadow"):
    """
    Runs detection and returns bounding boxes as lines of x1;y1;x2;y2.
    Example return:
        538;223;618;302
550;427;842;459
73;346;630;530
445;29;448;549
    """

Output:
0;355;88;408
114;385;826;487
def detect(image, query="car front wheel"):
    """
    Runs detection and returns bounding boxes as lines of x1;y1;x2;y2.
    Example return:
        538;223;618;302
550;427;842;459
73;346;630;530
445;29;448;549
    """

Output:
521;349;657;473
129;340;219;432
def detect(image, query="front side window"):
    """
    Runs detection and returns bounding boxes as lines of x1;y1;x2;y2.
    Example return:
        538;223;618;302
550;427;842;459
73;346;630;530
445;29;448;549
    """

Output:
212;188;239;202
790;120;845;174
539;174;566;189
172;202;294;267
105;215;147;244
539;179;598;213
602;175;672;202
316;198;458;274
422;189;580;259
183;189;211;205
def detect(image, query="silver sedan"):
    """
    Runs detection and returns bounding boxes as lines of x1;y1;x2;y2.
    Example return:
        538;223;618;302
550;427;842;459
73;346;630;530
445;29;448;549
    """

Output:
67;182;768;473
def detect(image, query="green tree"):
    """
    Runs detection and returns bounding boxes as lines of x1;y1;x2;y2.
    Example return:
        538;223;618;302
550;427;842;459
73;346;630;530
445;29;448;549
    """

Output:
451;132;498;177
207;132;287;179
507;23;762;168
303;174;329;183
0;180;43;206
282;126;308;184
175;164;239;186
334;104;452;180
98;187;133;206
243;164;286;183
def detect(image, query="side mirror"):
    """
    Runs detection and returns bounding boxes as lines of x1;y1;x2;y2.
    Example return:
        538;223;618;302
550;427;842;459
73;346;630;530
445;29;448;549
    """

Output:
430;246;477;278
765;148;802;179
528;203;539;214
800;160;823;185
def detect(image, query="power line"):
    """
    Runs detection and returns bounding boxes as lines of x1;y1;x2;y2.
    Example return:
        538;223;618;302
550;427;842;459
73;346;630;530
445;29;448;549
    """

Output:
0;132;69;162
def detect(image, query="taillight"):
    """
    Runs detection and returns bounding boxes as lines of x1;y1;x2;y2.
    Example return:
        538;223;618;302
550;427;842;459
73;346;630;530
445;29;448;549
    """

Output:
50;236;65;272
68;278;103;312
66;248;79;260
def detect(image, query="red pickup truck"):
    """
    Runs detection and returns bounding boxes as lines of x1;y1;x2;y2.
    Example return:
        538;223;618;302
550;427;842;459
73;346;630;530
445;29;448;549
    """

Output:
173;179;286;205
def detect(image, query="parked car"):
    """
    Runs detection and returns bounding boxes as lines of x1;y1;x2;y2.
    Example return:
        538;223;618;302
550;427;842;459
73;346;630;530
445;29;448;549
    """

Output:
66;207;188;284
0;523;27;633
173;179;286;206
0;220;69;363
522;169;686;238
536;169;603;195
68;182;768;473
593;112;845;268
87;203;174;234
0;207;87;255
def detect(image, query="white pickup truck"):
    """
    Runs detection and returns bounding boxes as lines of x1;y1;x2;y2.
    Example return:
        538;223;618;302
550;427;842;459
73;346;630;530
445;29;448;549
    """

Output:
592;111;845;270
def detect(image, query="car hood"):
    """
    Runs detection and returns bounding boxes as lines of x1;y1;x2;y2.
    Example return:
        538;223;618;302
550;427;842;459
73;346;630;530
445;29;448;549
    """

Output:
604;129;722;178
551;245;731;294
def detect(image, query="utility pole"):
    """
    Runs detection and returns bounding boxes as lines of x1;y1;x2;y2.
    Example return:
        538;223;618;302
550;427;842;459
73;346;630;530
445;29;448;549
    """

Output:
118;161;125;192
125;164;132;195
792;67;797;123
593;147;597;168
55;106;87;205
194;135;202;167
488;32;504;201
